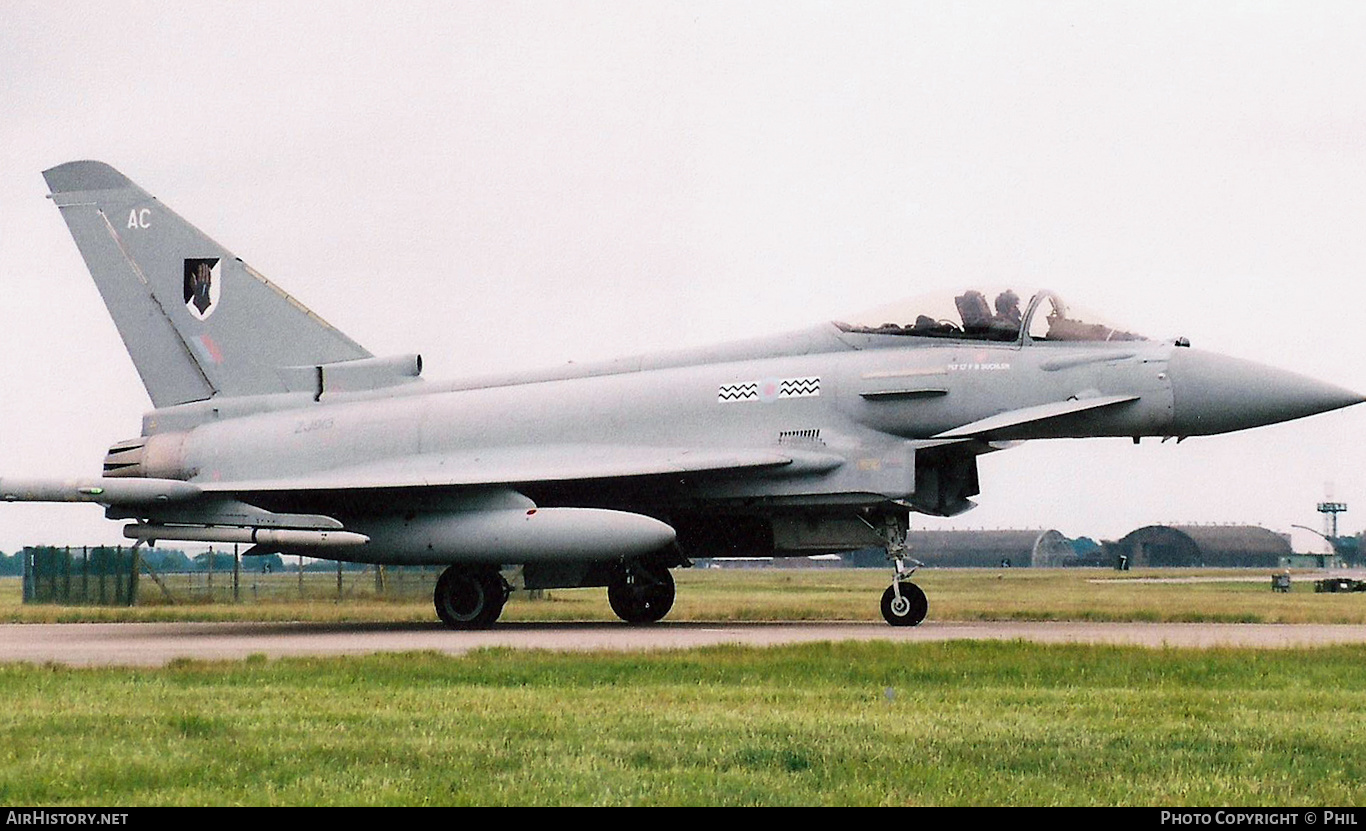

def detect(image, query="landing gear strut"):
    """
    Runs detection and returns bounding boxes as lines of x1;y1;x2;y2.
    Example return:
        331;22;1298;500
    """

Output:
434;565;508;629
870;512;928;627
607;560;676;624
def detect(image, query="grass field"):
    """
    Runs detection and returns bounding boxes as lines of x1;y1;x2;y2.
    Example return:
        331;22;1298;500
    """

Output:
4;567;1366;624
0;642;1363;806
4;569;1366;806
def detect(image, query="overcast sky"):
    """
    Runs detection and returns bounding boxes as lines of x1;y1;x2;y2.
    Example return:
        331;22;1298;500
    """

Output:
3;2;1365;553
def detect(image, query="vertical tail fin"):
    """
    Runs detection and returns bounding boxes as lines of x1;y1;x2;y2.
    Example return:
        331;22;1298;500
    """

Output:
42;161;371;407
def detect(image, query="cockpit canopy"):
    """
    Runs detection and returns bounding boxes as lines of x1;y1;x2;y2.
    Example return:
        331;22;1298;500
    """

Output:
835;289;1148;344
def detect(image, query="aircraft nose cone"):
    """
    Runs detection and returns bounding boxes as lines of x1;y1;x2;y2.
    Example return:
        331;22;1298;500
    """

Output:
1168;348;1365;436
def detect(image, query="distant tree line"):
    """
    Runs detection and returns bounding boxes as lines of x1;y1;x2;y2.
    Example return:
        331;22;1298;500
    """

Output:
142;549;295;574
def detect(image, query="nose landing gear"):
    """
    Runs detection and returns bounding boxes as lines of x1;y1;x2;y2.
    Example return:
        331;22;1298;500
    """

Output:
881;563;927;626
869;512;928;627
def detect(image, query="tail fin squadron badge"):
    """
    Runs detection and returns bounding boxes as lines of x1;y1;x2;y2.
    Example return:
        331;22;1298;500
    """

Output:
183;258;221;320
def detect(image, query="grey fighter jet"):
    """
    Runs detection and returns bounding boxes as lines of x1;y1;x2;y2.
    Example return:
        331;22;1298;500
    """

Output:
3;161;1361;627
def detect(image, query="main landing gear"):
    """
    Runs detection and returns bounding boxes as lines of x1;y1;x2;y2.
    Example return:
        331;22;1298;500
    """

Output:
872;513;928;627
434;565;509;630
607;559;676;624
432;559;679;629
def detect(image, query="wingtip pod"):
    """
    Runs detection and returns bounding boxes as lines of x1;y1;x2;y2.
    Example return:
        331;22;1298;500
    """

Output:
0;477;201;505
42;160;134;194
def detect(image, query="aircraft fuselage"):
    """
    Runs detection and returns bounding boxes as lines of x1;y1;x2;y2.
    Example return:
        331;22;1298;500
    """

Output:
10;160;1362;627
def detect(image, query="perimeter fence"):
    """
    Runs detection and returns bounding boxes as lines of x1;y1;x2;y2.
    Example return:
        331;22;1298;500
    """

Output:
23;546;138;606
20;545;467;606
140;559;446;605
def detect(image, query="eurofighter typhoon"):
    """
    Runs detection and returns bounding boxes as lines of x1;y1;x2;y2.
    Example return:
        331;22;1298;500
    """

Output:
4;161;1361;627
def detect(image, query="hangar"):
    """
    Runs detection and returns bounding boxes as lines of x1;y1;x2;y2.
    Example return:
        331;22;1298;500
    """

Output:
1107;525;1291;568
841;529;1076;568
908;529;1075;567
720;524;1294;569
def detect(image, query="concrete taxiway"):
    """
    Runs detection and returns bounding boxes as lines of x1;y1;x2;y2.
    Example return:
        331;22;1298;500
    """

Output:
1;621;1365;666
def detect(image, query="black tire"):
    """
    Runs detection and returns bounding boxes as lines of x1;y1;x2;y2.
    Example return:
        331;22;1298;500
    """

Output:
880;582;927;627
434;566;506;629
607;562;675;624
